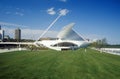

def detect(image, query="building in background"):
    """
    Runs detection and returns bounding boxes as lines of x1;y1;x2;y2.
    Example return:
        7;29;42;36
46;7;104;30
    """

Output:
15;28;21;42
4;35;10;41
0;25;4;42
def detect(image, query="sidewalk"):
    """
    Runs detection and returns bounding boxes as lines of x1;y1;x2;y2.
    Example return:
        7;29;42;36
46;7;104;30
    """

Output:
0;48;27;53
91;47;120;56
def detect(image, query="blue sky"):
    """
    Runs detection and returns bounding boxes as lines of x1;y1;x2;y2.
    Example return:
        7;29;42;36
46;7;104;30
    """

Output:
0;0;120;44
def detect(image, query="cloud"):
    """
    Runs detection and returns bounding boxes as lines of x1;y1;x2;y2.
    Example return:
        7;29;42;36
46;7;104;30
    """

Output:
59;0;67;2
0;21;28;28
6;11;24;16
0;21;58;39
47;7;56;15
2;27;58;40
5;8;24;16
16;8;24;12
59;9;69;16
15;12;24;16
21;29;58;40
1;27;14;39
46;7;69;16
84;34;105;41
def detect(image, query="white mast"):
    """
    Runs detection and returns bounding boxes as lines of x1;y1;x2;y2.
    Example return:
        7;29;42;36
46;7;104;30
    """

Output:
35;9;69;42
36;15;62;42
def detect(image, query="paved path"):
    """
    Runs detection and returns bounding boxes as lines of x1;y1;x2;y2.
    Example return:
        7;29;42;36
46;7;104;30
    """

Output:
0;42;33;45
0;48;27;53
91;47;120;56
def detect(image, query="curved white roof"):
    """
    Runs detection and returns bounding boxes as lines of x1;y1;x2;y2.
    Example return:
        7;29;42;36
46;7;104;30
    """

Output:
57;23;85;41
37;23;89;51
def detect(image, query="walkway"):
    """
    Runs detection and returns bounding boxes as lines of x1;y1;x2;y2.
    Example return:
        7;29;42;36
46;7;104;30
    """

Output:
0;48;27;53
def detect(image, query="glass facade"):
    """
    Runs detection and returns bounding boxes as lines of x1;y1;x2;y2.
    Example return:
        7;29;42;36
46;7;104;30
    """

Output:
52;42;77;47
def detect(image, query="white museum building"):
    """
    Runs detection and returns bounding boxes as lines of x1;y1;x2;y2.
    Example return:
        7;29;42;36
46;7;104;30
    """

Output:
35;23;89;51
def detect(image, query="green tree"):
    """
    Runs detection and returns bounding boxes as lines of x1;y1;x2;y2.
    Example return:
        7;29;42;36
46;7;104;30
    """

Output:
91;38;108;48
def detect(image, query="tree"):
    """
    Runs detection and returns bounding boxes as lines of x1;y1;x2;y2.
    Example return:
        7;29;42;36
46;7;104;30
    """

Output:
91;38;108;48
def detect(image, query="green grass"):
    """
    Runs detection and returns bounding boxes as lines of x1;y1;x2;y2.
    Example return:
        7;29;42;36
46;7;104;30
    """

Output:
0;49;120;79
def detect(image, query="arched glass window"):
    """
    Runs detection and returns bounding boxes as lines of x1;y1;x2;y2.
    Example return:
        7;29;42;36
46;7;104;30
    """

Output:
52;42;78;47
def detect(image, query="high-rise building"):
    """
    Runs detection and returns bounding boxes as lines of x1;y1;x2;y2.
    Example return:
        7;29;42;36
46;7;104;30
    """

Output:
15;28;21;42
0;25;4;42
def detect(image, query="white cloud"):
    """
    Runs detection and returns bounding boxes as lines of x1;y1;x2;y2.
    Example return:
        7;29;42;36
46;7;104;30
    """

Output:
47;7;56;15
5;8;24;16
16;8;24;12
1;27;14;38
0;21;58;39
5;11;24;16
15;12;24;16
84;34;105;41
59;0;67;2
21;29;58;40
0;21;28;28
59;9;69;16
46;7;69;16
2;27;58;40
1;27;109;43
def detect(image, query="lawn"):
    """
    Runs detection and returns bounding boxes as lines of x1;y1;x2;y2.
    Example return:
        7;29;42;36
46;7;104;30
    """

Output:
0;48;120;79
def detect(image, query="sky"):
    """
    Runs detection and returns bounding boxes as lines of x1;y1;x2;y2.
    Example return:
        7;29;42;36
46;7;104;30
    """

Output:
0;0;120;44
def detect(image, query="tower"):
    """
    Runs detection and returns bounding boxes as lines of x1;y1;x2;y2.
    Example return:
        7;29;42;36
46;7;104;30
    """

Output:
15;28;21;42
0;25;4;41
